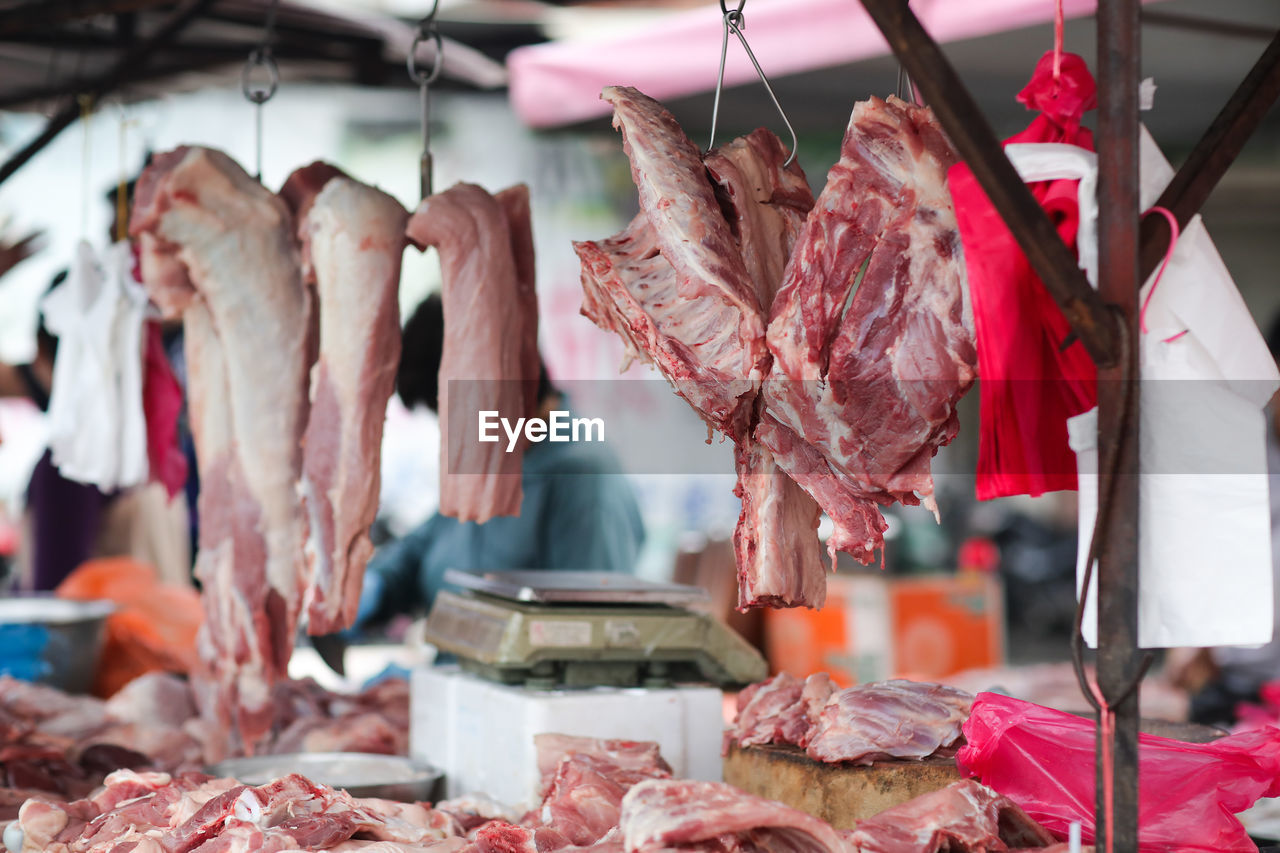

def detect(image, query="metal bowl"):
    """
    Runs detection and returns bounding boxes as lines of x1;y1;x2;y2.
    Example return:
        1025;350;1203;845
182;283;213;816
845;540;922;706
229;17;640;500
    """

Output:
0;595;114;694
208;752;443;802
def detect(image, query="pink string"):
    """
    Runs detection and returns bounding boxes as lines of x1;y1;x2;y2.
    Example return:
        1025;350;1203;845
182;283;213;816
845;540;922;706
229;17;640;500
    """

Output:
1052;0;1064;91
1138;206;1185;343
1083;675;1116;853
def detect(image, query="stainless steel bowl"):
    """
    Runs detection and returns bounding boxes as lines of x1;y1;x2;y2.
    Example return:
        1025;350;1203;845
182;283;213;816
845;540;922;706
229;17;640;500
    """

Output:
0;595;114;694
208;753;443;802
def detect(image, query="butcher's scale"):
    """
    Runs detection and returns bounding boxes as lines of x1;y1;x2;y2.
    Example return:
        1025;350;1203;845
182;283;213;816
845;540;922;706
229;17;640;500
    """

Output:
413;570;766;806
423;569;766;688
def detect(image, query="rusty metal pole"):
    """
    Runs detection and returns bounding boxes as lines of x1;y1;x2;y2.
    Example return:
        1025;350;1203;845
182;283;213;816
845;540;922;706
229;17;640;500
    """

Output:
1094;0;1142;850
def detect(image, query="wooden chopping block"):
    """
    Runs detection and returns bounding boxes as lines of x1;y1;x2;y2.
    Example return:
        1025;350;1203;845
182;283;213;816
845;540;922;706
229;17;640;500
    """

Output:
722;740;961;829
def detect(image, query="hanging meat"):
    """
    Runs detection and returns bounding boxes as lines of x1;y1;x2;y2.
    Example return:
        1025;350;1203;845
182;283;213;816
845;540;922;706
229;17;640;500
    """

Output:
576;88;827;609
577;86;974;608
762;95;977;564
406;182;540;524
281;162;409;635
131;146;314;752
577;86;769;443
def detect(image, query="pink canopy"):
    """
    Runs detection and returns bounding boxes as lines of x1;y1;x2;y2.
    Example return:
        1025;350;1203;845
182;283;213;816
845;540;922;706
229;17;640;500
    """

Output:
507;0;1163;129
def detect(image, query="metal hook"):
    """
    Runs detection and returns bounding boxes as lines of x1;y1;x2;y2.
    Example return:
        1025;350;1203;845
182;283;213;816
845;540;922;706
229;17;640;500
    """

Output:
241;0;280;182
895;64;923;106
707;4;798;168
408;8;444;200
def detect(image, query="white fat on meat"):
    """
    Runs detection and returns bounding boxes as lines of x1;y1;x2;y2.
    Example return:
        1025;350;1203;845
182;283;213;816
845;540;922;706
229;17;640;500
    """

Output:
405;182;539;524
282;164;409;635
130;146;315;750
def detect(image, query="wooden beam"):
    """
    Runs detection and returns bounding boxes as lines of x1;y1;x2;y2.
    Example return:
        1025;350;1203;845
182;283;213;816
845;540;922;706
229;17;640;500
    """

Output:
1094;0;1142;850
1140;29;1280;281
857;0;1118;368
1142;10;1278;42
0;34;388;109
0;0;168;37
0;0;214;187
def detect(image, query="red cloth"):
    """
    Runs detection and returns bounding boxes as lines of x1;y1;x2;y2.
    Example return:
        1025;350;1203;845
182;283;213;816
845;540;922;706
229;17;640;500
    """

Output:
129;240;187;499
141;320;186;499
948;51;1099;500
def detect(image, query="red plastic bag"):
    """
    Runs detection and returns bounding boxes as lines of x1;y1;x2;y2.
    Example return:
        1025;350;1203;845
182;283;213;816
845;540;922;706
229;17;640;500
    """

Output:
948;51;1099;500
957;692;1280;851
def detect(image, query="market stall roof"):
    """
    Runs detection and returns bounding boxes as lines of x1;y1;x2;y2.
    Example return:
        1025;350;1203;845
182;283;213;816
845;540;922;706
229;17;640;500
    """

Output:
0;0;512;113
505;0;1279;131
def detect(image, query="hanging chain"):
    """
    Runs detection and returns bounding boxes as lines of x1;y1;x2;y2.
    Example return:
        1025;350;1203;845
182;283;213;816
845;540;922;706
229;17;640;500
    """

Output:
708;0;797;167
407;0;444;200
241;0;281;182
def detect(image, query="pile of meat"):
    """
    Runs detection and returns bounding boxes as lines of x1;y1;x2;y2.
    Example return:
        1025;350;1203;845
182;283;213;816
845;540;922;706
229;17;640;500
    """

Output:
0;673;410;821
576;87;976;610
4;734;1067;853
727;674;973;765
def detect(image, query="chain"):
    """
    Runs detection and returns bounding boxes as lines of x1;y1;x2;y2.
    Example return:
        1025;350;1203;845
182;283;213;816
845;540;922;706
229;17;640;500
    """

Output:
407;0;444;199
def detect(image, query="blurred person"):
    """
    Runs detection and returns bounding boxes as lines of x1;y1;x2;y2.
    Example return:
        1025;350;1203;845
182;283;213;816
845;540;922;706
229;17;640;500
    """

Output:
1167;309;1280;726
0;269;118;590
351;293;645;630
0;179;191;591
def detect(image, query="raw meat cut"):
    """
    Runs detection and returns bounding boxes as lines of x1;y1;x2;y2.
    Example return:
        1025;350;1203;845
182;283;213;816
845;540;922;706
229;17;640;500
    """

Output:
762;96;976;565
703;128;814;311
728;672;834;751
578;88;975;607
705;128;826;611
804;681;973;765
733;439;826;609
528;735;672;849
843;779;1057;852
580;86;768;440
619;778;846;853
282;162;409;634
538;755;666;848
752;414;889;565
405;182;539;524
131;146;315;750
10;769;461;853
0;673;415;821
495;185;542;423
576;91;826;609
533;735;672;795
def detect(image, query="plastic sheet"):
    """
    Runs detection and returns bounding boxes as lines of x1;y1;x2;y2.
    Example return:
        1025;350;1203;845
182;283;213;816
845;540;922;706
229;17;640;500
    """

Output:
957;692;1280;851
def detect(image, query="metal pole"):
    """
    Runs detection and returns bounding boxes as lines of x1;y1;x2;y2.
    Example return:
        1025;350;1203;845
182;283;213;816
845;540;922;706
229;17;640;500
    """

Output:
1094;0;1142;849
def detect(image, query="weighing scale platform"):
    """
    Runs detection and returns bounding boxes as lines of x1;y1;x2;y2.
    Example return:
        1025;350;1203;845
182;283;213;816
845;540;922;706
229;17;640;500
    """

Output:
422;570;767;689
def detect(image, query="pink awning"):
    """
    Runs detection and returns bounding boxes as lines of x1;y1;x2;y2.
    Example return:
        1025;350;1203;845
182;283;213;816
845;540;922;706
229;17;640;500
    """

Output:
507;0;1163;129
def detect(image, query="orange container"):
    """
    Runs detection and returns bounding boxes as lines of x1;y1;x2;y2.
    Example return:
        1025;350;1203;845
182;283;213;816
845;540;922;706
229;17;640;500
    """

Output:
763;572;1004;683
889;573;1005;680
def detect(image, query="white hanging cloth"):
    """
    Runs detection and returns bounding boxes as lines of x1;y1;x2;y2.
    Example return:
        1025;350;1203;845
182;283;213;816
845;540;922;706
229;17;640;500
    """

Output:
42;239;150;492
1006;128;1280;649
